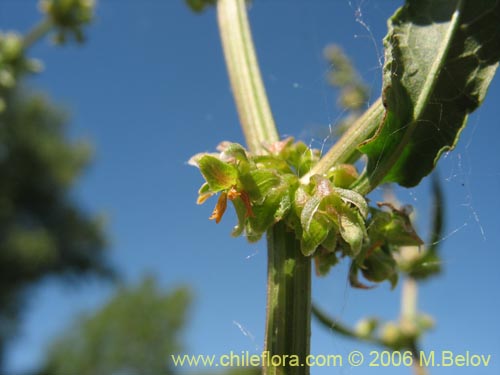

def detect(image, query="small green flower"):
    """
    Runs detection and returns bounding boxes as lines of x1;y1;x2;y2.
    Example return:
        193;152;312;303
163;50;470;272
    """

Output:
40;0;95;44
191;139;423;288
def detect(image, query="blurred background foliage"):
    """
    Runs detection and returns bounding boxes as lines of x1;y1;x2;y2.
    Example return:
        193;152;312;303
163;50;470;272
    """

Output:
0;1;450;375
0;2;266;375
37;277;191;375
0;87;112;372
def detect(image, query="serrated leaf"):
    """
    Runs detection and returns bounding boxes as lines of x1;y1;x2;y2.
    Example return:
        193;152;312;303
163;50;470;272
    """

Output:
198;155;238;191
360;0;500;187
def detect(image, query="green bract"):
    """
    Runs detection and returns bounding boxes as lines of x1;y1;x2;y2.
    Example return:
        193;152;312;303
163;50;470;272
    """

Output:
191;140;424;287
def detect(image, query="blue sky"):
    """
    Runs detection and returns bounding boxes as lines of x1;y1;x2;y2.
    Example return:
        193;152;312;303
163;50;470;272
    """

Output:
1;1;500;374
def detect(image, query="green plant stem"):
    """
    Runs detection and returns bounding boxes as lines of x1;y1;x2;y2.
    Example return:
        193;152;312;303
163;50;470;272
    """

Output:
216;2;310;373
265;221;311;375
300;98;384;185
400;278;428;375
23;19;53;49
216;0;279;154
312;304;383;346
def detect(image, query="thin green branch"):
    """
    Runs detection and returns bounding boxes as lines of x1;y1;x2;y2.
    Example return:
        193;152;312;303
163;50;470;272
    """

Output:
400;278;428;375
23;19;53;49
216;0;279;153
311;304;384;347
313;296;429;375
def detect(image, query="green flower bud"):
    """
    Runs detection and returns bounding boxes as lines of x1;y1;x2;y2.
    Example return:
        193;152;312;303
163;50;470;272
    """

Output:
328;164;358;188
40;0;95;44
0;70;16;88
381;322;403;348
0;32;23;62
355;317;378;337
361;248;398;287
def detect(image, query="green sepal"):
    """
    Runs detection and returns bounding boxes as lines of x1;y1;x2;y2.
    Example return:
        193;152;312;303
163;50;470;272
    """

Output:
197;155;238;192
349;263;374;289
320;229;337;252
337;207;366;257
247;169;281;201
219;142;249;163
333;187;368;218
328;164;359;188
361;248;398;289
231;197;247;238
314;247;339;276
279;141;320;177
369;204;423;247
252;155;291;174
300;195;330;256
196;182;213;204
404;250;441;280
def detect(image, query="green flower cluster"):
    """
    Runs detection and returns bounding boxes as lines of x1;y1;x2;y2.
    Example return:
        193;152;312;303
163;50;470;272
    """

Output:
0;33;42;111
40;0;95;44
191;139;423;287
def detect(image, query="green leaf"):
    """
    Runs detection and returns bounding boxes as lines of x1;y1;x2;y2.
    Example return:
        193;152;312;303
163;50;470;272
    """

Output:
197;155;238;192
359;0;500;188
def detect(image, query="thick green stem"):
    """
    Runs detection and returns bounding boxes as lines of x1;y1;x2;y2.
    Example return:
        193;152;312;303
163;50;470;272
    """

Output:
265;222;311;375
216;0;279;153
300;98;384;185
216;2;310;373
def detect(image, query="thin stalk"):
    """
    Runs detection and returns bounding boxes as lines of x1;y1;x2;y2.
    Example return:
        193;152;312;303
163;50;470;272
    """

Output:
216;0;279;154
265;221;311;375
400;278;428;375
300;98;384;185
312;304;383;346
23;19;53;49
